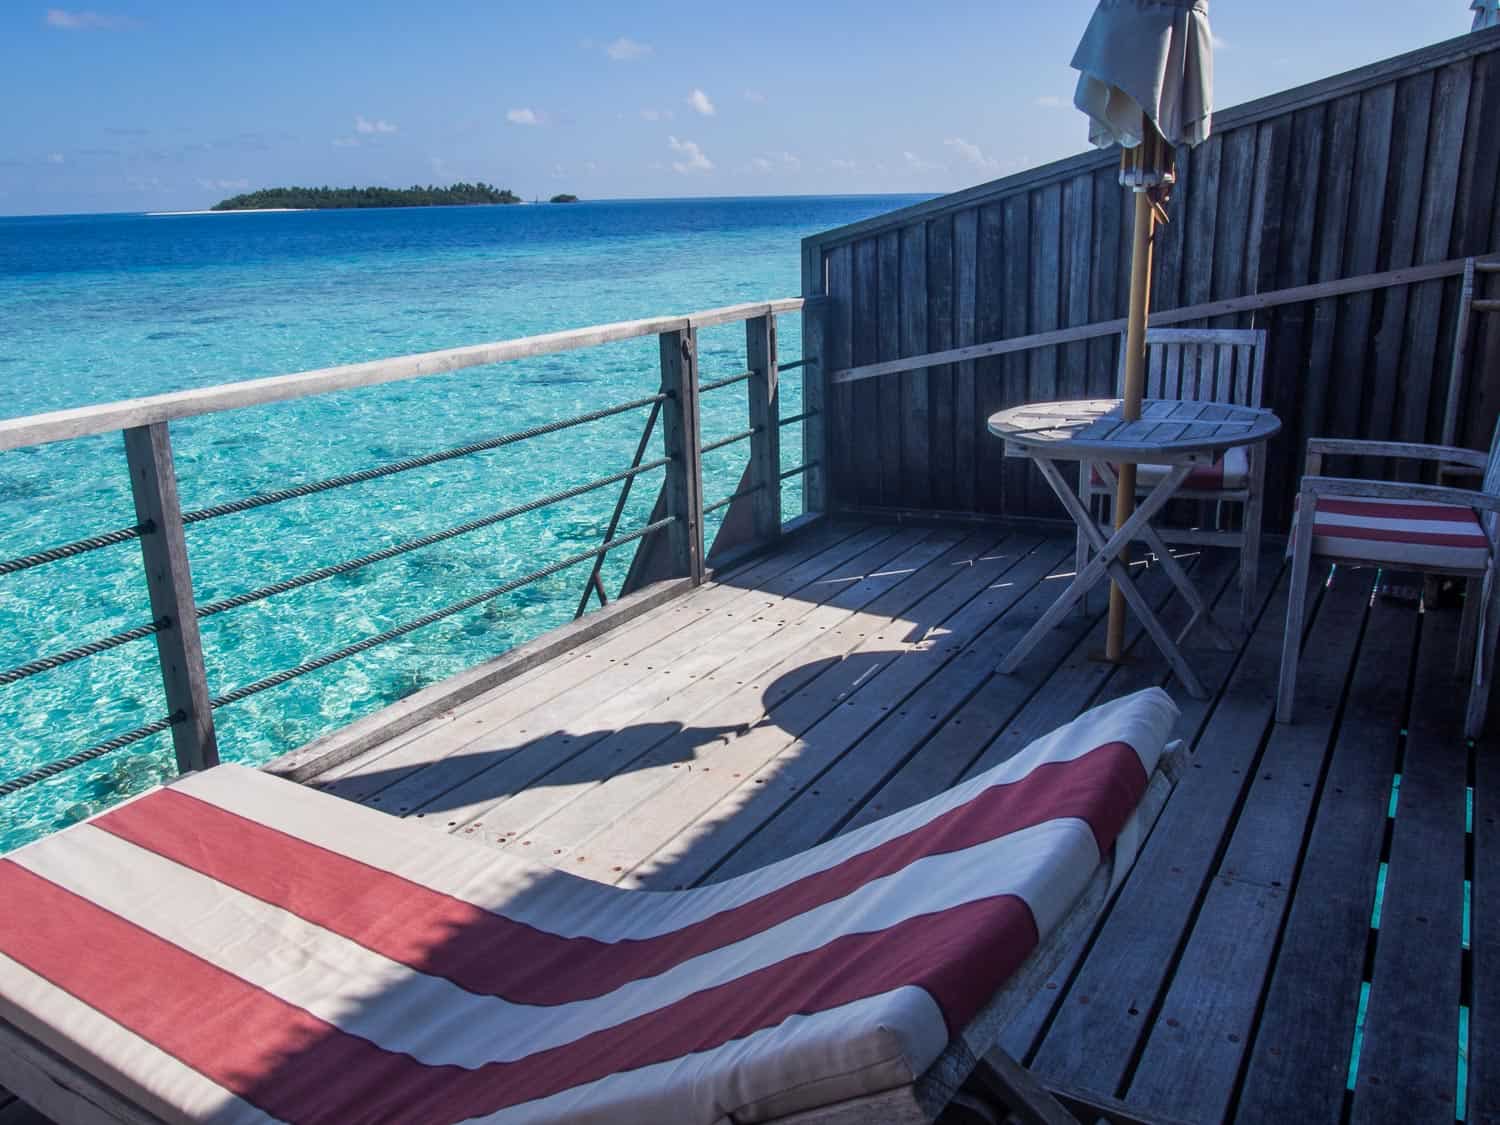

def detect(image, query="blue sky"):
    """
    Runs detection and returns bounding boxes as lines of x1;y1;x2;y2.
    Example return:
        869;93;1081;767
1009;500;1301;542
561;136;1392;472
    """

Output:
0;1;1480;215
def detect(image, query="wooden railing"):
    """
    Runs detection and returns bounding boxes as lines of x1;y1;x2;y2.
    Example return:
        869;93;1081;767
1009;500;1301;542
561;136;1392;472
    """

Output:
0;298;827;797
799;26;1500;528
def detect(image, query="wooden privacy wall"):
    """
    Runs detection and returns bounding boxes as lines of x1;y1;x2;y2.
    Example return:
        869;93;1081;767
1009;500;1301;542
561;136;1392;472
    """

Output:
802;28;1500;531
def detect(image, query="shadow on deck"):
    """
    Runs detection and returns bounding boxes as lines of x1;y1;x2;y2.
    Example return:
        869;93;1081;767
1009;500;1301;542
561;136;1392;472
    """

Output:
290;517;1491;1124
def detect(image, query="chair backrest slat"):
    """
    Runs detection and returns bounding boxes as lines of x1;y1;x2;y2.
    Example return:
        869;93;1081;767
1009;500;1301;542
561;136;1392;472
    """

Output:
1116;327;1268;408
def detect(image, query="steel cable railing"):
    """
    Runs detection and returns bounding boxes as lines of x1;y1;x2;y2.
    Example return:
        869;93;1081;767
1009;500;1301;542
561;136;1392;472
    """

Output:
0;313;818;798
208;517;674;711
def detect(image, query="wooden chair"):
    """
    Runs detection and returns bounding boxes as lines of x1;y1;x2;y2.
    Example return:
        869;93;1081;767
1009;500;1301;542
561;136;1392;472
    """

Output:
1277;421;1500;739
1077;327;1268;627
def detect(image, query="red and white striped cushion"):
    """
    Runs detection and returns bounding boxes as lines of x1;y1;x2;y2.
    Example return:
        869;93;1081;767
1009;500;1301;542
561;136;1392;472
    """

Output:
1091;445;1249;491
1295;495;1491;571
0;689;1178;1125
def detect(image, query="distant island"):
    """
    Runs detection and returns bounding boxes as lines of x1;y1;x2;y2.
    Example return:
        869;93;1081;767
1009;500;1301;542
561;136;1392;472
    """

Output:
549;194;580;204
211;182;522;211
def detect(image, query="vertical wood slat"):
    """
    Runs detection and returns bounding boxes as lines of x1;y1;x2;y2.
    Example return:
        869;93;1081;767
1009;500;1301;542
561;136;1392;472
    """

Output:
823;244;854;510
900;224;931;508
1182;134;1223;312
876;232;903;507
975;203;1007;513
851;237;881;508
799;292;829;516
1365;72;1435;475
123;423;218;774
1062;173;1094;401
1210;127;1257;319
744;313;781;542
927;216;957;510
1001;197;1031;515
953;209;979;511
1330;85;1397;478
658;328;705;584
1027;185;1062;511
1160;346;1179;400
1401;61;1474;456
1301;94;1361;478
1264;103;1329;529
1087;167;1124;400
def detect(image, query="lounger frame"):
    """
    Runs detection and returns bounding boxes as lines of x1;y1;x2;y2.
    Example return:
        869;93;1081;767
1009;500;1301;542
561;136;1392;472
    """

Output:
0;747;1185;1125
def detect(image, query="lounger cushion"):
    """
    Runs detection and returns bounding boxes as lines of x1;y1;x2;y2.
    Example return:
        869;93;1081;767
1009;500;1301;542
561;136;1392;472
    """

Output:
1091;444;1249;491
0;689;1179;1125
1293;494;1491;572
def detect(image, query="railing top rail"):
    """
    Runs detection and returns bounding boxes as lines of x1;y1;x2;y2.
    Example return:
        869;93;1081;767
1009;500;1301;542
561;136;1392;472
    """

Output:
0;297;805;453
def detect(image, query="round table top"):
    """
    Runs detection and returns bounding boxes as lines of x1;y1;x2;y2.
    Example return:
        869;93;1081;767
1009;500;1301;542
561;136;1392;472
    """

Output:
987;398;1281;461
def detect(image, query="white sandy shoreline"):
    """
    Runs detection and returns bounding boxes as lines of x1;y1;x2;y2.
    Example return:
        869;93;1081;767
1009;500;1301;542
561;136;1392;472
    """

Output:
146;208;306;216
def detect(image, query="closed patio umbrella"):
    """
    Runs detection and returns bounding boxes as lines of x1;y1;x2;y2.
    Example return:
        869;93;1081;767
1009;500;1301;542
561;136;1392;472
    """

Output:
1070;0;1214;662
1478;0;1500;32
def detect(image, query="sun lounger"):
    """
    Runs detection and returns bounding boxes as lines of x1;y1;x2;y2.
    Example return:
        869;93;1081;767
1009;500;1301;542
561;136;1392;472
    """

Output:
0;688;1182;1125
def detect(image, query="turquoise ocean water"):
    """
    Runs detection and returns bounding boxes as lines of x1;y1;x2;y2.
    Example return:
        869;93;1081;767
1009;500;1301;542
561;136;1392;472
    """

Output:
0;195;922;850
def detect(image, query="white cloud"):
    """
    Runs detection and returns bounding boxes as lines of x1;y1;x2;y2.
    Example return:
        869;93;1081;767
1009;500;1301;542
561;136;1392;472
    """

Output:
640;108;673;122
45;152;65;164
1212;32;1229;50
354;115;397;135
667;135;712;174
583;160;598;173
506;107;542;126
743;89;766;104
830;158;857;171
944;137;998;171
687;88;715;117
903;151;944;172
749;151;800;173
552;163;567;178
332;137;359;148
605;36;652;61
1035;95;1066;108
196;177;249;191
45;9;133;30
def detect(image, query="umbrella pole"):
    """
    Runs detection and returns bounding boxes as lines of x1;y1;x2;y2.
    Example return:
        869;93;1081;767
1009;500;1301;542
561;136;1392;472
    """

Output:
1105;184;1157;662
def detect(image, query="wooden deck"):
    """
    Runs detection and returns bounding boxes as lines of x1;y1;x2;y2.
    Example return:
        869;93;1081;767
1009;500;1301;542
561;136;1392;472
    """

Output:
6;517;1486;1124
288;517;1492;1123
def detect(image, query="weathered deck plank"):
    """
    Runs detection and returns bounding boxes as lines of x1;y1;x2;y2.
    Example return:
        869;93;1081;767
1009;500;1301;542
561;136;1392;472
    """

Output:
313;520;860;795
1027;558;1326;1101
1348;606;1468;1124
1122;568;1373;1123
469;529;1022;869
326;524;905;809
1235;597;1417;1124
399;527;950;831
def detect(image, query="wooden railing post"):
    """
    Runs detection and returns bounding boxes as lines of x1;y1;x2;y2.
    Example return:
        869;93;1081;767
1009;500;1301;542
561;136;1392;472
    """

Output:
800;295;831;515
659;327;706;584
745;313;782;542
123;422;218;772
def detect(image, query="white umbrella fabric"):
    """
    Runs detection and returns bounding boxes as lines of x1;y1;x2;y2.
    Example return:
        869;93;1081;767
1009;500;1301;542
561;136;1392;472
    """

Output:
1069;0;1214;662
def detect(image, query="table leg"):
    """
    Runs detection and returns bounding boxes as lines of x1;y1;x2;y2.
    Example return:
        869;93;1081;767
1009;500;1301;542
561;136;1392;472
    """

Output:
998;458;1208;697
1091;464;1237;651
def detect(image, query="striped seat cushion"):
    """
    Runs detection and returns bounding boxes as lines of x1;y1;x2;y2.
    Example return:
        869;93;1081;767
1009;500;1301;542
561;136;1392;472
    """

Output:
1091;444;1249;492
1294;495;1492;571
0;689;1178;1125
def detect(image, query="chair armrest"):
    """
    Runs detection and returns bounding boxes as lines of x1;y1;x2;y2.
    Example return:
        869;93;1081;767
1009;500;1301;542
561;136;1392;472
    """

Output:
1304;437;1488;469
1301;475;1500;514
